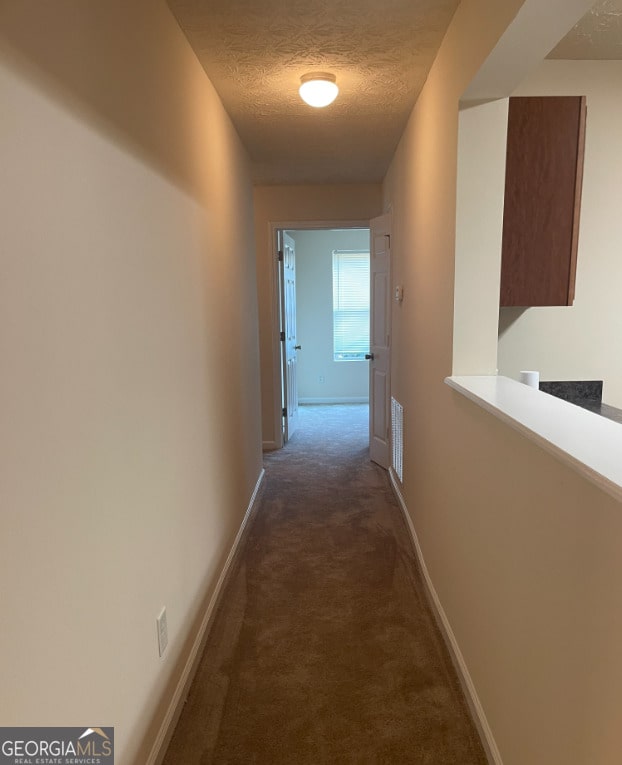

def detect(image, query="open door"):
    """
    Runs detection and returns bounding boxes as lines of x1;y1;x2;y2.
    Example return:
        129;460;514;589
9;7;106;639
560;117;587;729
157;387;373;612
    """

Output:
279;231;299;442
368;213;391;468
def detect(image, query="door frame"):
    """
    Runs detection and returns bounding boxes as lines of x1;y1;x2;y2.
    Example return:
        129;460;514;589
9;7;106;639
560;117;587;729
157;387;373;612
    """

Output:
279;231;299;443
269;219;370;449
368;212;393;468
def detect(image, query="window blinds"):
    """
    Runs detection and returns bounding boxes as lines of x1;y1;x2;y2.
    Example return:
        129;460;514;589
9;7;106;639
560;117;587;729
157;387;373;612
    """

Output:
332;251;370;361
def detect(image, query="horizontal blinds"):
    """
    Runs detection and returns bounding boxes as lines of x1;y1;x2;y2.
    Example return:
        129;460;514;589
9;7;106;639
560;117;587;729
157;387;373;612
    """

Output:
332;251;370;361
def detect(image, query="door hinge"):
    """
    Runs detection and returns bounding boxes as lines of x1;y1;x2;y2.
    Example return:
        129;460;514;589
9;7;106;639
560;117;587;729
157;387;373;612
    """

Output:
385;234;391;247
278;249;284;262
280;331;285;342
282;407;287;417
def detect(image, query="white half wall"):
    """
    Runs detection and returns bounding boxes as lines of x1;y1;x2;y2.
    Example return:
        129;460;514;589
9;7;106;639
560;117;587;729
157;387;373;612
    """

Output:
382;0;622;762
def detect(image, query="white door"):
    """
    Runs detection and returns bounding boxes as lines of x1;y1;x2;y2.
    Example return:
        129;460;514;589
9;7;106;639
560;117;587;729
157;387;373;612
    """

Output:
368;214;391;468
279;231;299;442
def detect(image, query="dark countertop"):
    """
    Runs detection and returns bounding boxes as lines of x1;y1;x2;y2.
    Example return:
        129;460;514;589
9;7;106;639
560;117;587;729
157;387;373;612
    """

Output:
539;379;622;425
574;400;622;424
539;380;602;402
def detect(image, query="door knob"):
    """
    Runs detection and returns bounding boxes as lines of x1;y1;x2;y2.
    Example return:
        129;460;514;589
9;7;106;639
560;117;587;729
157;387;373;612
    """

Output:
365;353;374;360
294;345;302;350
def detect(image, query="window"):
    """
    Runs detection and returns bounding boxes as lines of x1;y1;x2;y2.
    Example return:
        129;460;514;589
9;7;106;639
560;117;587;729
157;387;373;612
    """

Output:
332;250;370;361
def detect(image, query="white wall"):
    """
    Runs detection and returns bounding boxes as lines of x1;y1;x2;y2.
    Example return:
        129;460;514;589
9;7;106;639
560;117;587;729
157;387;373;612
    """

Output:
498;60;622;408
292;229;370;403
0;2;262;763
383;0;622;762
253;184;382;448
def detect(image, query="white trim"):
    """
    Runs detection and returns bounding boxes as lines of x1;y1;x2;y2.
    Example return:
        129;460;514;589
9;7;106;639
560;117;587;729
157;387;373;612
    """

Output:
269;223;284;452
299;397;369;405
146;468;266;765
272;219;371;232
388;468;503;765
262;440;280;451
445;375;622;503
369;211;392;469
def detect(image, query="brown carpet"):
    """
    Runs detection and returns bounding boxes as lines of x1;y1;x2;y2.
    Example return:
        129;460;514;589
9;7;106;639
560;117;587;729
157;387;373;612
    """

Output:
163;404;487;764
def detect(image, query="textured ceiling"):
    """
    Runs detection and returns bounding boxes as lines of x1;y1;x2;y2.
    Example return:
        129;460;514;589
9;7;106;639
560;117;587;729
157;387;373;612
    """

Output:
548;0;622;59
167;0;460;184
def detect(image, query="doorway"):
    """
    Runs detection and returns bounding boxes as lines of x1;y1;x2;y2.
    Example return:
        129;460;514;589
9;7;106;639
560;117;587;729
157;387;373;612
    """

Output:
274;216;392;467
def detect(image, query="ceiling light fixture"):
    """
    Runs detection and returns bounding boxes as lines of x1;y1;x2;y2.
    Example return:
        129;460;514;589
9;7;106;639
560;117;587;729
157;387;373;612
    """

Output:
299;72;339;108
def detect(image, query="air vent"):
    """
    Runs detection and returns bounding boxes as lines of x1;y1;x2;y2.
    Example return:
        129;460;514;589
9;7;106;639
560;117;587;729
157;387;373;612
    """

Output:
391;397;404;483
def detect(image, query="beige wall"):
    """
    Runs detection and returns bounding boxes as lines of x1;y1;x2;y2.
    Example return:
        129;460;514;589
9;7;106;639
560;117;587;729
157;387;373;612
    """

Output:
383;0;622;763
498;60;622;408
0;2;262;763
253;184;381;447
292;229;370;402
453;98;509;375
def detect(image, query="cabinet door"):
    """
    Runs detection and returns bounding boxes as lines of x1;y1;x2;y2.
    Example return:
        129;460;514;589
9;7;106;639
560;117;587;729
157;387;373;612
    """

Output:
500;96;586;307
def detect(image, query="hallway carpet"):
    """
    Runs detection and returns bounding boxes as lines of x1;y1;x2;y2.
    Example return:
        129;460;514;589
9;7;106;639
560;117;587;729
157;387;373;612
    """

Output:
163;405;487;764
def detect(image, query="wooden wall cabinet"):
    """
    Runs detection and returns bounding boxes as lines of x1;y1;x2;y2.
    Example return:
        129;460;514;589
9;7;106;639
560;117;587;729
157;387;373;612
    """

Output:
499;95;586;307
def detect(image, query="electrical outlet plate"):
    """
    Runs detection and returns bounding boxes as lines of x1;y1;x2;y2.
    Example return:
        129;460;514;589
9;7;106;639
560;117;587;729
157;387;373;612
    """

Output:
157;607;168;657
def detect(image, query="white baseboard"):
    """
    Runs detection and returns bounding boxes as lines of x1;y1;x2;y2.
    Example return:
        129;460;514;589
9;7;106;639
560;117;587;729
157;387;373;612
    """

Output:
299;397;369;405
388;468;502;765
146;468;266;765
262;440;279;451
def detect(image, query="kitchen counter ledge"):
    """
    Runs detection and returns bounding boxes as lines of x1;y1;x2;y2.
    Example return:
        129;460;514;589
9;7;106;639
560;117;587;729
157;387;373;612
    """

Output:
445;375;622;504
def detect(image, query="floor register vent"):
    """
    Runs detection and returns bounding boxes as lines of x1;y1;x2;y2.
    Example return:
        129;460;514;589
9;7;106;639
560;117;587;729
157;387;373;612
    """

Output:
391;397;404;483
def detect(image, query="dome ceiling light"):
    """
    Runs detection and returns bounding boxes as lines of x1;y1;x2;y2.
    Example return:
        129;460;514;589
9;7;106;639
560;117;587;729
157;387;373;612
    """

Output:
299;72;339;108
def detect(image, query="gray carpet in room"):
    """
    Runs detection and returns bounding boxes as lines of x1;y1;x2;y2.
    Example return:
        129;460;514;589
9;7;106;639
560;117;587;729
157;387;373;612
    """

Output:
163;404;487;764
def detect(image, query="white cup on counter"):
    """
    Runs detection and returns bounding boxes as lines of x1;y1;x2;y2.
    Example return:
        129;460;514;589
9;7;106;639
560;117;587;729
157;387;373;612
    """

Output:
519;370;540;389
